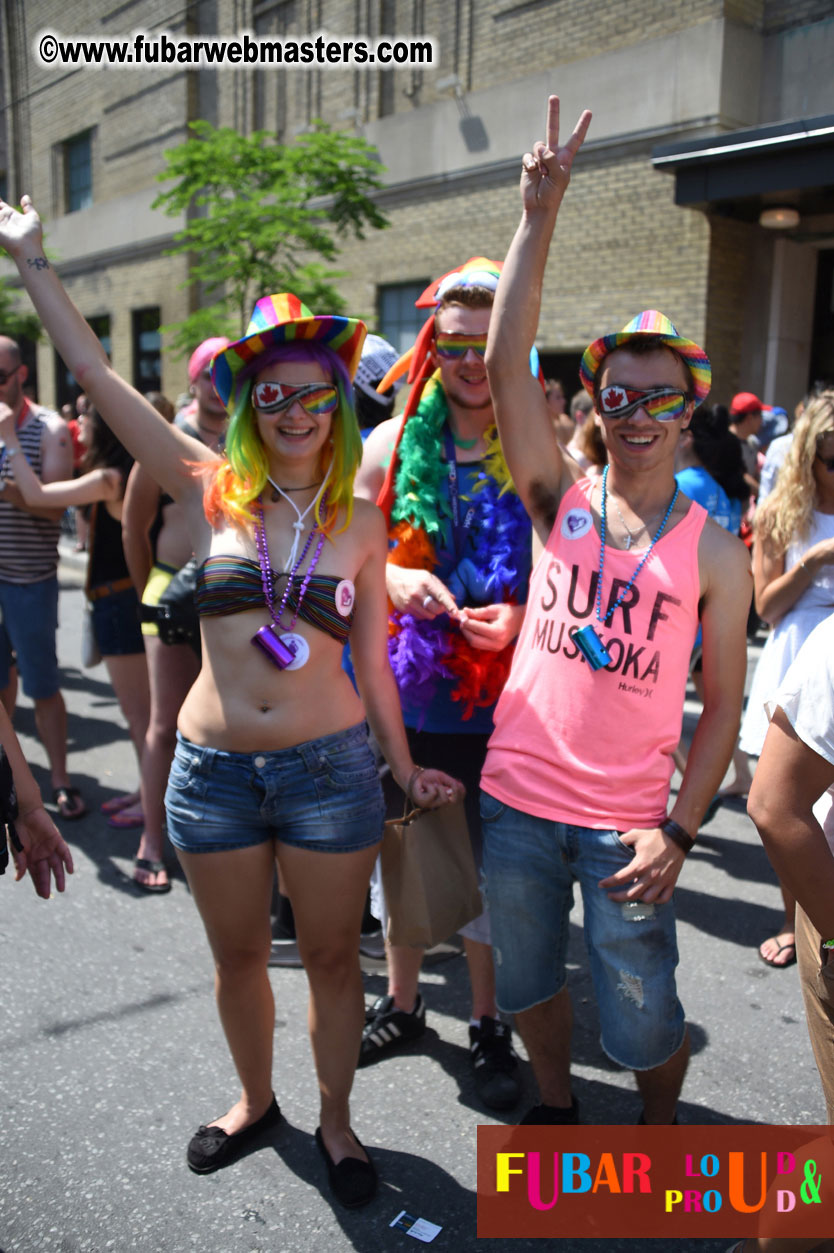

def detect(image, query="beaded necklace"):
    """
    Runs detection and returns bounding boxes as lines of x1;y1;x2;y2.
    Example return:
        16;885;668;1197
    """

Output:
251;493;327;670
574;465;679;671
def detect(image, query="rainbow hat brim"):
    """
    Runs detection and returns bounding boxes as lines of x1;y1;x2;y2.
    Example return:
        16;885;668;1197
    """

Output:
211;293;367;406
579;310;711;406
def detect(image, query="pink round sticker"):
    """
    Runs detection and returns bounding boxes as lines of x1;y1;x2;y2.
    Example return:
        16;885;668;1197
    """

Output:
335;579;355;616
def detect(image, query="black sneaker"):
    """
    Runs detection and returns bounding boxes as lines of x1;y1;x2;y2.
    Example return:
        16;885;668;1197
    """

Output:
469;1016;521;1110
519;1099;580;1125
358;993;426;1065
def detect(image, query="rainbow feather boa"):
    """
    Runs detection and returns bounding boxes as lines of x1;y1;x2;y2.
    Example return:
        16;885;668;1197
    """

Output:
387;378;529;721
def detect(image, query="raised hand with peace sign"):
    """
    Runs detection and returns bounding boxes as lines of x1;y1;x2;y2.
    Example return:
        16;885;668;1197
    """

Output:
519;95;593;216
485;95;592;545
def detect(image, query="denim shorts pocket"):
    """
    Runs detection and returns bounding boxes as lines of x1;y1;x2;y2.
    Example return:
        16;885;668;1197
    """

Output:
479;790;506;825
317;741;379;791
166;752;208;812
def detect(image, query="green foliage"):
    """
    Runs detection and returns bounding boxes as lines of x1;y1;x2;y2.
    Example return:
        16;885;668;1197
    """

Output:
0;275;41;343
154;120;388;357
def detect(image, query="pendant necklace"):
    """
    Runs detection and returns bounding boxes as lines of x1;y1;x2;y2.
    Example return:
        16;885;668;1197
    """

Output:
266;459;332;570
251;491;328;671
609;493;667;551
574;465;679;672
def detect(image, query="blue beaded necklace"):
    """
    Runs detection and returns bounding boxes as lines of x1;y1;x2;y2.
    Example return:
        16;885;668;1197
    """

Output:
575;465;679;671
596;464;679;626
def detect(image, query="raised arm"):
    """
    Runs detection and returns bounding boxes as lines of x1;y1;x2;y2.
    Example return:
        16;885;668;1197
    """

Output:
0;413;73;522
0;196;215;512
0;405;123;508
485;95;591;544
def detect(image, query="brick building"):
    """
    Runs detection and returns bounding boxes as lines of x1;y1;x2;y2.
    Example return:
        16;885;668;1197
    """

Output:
1;0;832;408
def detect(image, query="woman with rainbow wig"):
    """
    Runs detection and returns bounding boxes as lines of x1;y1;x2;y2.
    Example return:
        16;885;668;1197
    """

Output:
0;195;460;1208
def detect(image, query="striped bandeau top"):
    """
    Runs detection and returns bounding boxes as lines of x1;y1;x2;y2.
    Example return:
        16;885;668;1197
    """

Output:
195;555;355;645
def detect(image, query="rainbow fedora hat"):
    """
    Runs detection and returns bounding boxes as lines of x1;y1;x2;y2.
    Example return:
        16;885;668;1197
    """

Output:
579;310;711;406
211;293;367;406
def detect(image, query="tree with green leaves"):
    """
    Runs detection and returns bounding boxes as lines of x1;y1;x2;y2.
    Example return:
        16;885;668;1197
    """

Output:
153;120;389;356
0;272;41;343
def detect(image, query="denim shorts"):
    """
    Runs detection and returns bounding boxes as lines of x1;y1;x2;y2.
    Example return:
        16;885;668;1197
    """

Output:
480;790;686;1071
0;576;60;699
165;722;385;855
91;586;144;656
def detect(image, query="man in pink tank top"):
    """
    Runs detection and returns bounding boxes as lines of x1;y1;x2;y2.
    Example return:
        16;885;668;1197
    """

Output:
479;97;752;1126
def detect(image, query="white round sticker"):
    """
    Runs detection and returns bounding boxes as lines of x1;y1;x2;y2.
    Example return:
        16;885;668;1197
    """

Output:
279;632;310;670
560;508;593;541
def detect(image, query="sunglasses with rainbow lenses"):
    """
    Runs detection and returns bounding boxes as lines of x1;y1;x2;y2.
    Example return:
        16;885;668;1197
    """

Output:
598;385;690;422
252;380;339;416
434;332;489;360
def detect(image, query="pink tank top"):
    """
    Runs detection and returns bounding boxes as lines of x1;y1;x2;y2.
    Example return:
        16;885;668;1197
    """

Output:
482;478;706;829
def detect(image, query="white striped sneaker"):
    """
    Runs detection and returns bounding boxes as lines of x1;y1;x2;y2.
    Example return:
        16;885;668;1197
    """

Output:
358;993;426;1066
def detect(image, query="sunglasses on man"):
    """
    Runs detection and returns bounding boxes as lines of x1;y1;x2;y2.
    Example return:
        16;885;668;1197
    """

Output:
0;365;22;386
598;384;690;422
434;333;489;360
252;381;339;416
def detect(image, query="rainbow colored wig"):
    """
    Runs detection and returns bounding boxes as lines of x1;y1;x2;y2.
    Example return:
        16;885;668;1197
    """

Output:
204;342;362;535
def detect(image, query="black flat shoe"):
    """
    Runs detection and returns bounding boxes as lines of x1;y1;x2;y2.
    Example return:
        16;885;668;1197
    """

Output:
187;1095;282;1174
315;1126;377;1208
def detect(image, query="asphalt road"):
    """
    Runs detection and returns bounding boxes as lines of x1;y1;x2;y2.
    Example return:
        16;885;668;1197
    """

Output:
0;545;824;1253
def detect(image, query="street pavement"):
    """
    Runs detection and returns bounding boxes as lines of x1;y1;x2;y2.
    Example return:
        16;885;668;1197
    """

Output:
0;545;825;1253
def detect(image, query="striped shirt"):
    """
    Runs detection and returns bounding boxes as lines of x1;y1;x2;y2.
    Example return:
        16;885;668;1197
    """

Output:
0;404;63;584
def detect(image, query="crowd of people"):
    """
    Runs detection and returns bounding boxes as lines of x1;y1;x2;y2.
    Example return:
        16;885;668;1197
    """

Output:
1;94;833;1251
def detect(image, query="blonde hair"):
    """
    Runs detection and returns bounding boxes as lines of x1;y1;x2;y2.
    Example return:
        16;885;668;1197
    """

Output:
755;389;834;554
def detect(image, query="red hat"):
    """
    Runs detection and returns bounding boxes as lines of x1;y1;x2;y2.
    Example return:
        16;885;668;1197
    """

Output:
730;391;763;416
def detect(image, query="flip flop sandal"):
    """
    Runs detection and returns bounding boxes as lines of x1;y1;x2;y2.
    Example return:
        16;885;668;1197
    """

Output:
53;785;87;821
133;857;171;895
107;807;145;830
101;793;140;815
758;940;797;968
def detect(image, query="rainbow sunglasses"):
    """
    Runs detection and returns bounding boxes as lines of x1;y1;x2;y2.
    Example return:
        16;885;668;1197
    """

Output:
598;384;690;422
252;380;339;416
434;332;489;360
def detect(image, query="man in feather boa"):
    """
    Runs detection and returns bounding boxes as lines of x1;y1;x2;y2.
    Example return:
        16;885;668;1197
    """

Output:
355;258;531;1110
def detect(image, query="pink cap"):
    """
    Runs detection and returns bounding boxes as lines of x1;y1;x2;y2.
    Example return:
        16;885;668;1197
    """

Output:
188;337;231;384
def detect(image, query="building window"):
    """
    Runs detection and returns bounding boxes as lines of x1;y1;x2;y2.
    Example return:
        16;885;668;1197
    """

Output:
132;308;161;393
63;132;93;213
378;282;428;355
54;314;110;409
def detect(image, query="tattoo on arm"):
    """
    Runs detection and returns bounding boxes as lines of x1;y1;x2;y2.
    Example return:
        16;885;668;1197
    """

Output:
26;257;49;271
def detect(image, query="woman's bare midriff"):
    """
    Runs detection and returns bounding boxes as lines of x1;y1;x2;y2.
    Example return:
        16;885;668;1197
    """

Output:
177;612;365;751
